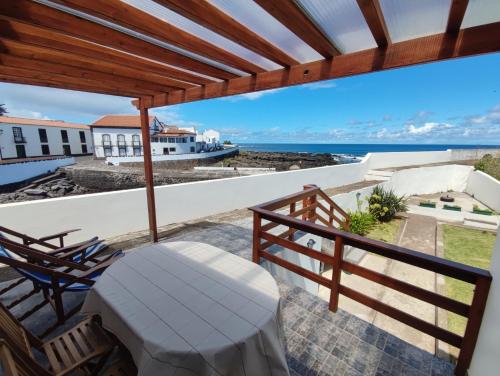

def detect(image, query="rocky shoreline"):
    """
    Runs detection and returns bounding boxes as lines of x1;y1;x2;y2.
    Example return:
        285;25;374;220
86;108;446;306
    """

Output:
0;151;338;203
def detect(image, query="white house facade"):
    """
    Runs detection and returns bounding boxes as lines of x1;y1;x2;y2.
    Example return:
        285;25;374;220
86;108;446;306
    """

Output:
91;115;161;158
91;115;222;158
0;116;93;160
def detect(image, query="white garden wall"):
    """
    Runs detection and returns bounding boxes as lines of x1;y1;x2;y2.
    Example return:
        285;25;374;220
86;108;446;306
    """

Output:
466;170;500;211
0;150;497;244
0;157;75;185
365;150;451;169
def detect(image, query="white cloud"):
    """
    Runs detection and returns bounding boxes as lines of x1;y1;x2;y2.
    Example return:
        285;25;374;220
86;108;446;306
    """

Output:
407;123;435;135
300;81;337;90
0;83;133;123
222;88;282;102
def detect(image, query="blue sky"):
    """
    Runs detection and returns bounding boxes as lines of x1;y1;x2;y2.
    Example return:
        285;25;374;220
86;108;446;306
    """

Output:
1;53;499;144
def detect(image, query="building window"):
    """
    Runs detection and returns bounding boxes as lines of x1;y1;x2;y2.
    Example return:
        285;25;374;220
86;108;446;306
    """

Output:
104;147;112;157
13;127;25;143
118;147;126;157
38;129;48;143
190;146;195;153
63;144;71;155
79;131;86;143
132;134;140;146
169;147;176;152
102;134;111;146
82;144;88;154
182;138;187;143
168;137;175;143
117;134;126;146
163;148;169;155
190;136;195;142
160;137;167;143
151;137;158;142
41;144;50;155
133;147;141;156
61;130;69;143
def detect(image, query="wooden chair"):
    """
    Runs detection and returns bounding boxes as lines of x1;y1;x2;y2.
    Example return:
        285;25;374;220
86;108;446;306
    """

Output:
0;300;115;375
0;225;90;249
0;340;137;376
0;250;122;336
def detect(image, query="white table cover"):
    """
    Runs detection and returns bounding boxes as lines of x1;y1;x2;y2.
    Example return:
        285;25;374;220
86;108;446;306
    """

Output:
81;241;289;376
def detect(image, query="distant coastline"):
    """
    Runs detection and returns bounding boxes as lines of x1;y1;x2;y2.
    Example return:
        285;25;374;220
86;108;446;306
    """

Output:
238;143;500;156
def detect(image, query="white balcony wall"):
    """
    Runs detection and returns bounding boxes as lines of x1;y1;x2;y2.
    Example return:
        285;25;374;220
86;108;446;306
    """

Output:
0;150;499;244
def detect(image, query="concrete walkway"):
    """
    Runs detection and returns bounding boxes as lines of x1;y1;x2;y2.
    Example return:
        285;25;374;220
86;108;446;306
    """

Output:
319;213;439;354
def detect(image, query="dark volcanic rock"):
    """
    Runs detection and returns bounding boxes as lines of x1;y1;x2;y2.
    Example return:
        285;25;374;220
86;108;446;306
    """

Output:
216;151;337;171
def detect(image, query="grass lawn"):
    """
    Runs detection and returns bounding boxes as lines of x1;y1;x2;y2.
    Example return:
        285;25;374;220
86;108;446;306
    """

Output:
443;225;496;335
366;218;403;244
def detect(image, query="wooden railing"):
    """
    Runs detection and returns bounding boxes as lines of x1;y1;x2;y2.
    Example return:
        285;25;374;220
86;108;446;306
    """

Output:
249;184;491;376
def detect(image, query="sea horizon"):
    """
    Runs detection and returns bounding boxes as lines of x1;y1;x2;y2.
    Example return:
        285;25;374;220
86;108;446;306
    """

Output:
238;143;500;156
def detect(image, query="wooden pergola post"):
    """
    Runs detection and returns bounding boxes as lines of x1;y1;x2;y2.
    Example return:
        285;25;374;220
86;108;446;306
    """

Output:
139;100;158;242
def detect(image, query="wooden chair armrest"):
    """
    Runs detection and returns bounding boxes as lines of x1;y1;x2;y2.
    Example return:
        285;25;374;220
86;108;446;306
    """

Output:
38;228;81;242
48;238;100;257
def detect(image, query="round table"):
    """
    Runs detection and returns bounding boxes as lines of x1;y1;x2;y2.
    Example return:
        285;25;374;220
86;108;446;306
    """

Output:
81;241;289;376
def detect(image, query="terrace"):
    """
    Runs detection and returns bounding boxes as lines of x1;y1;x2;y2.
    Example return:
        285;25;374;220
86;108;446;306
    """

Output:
0;1;499;375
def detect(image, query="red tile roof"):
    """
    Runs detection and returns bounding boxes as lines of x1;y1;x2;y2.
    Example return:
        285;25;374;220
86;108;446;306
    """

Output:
0;116;89;129
91;114;155;128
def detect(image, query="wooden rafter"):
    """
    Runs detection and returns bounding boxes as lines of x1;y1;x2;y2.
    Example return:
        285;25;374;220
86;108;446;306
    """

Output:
446;0;469;34
0;18;213;86
0;74;139;98
0;53;170;96
0;38;194;91
255;0;340;58
356;0;391;48
153;0;299;67
0;0;238;80
52;0;265;75
1;66;147;98
135;22;500;108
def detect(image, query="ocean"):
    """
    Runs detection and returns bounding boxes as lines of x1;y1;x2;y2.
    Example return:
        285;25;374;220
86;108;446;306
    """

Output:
238;143;500;157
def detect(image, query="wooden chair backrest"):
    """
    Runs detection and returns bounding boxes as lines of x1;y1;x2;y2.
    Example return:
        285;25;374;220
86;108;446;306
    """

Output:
0;340;51;376
0;304;32;357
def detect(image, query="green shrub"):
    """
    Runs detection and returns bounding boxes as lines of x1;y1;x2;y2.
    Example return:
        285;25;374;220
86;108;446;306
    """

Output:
348;211;375;236
367;185;408;222
474;154;500;180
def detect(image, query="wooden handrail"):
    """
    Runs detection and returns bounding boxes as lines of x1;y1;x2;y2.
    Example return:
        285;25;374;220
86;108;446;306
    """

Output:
250;185;492;376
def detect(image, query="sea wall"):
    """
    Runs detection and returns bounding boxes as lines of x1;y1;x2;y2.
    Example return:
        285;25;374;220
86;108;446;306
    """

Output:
0;149;497;243
0;157;74;185
466;170;500;211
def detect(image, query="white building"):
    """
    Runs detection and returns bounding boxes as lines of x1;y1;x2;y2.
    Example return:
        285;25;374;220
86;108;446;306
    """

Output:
0;116;93;160
91;115;222;158
91;115;161;158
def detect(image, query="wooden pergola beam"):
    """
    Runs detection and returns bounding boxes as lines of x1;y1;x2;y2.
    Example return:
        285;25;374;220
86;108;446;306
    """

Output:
0;18;214;86
135;21;500;108
0;0;238;80
0;67;146;98
0;53;167;96
53;0;265;75
356;0;391;48
255;0;340;58
153;0;299;67
0;37;194;91
446;0;469;34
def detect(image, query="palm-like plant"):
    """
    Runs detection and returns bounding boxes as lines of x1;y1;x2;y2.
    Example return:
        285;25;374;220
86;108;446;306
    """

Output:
0;104;7;116
367;185;408;222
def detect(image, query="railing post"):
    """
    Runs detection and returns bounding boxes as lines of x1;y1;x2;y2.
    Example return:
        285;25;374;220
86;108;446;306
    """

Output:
288;202;296;241
302;184;317;222
252;212;262;264
455;276;491;376
329;235;344;312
